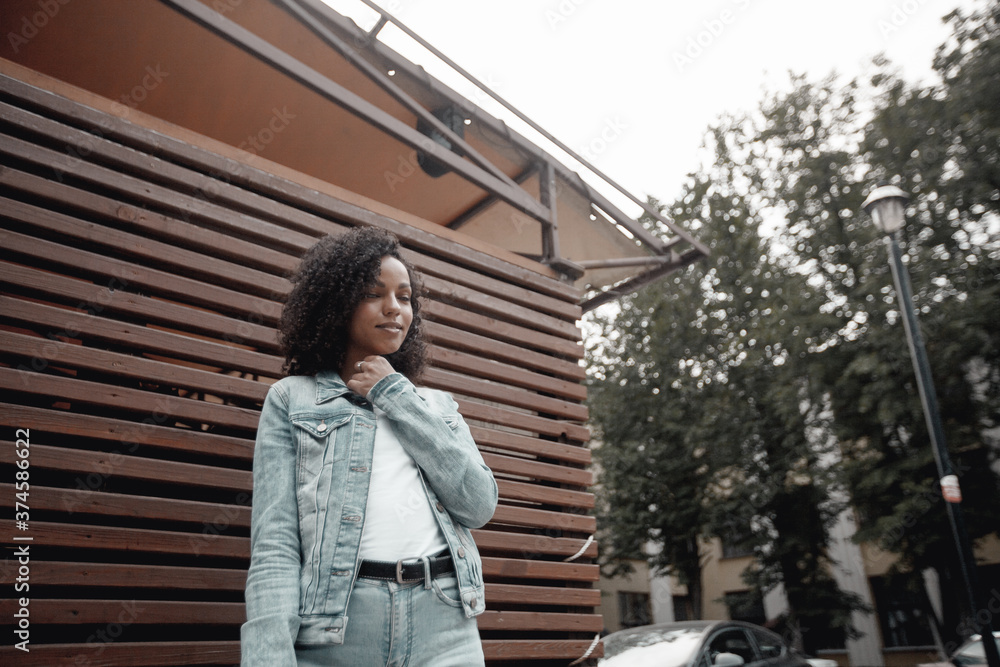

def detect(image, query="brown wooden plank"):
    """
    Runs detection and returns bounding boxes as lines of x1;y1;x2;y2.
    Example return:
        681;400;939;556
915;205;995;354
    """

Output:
496;479;594;510
0;262;281;353
0;368;261;431
425;320;586;381
480;452;592;487
0;163;299;275
0;227;283;324
0;295;284;378
0;68;580;301
0;641;240;667
482;557;599;582
458;398;590;443
422;275;580;341
471;427;591;466
424;367;587;423
0;592;599;621
422;299;583;361
0;188;289;298
0;444;252;493
472;530;598;560
0;329;268;403
490;505;596;533
406;250;581;321
0;128;578;323
485;583;601;607
0;404;253;461
0;484;251;528
0;599;245;625
0;520;247;559
478;610;603;633
482;640;603;661
0;561;246;590
428;346;587;402
0;132;315;253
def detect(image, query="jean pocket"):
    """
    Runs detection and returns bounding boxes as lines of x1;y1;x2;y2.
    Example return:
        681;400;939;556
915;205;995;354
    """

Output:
431;575;463;607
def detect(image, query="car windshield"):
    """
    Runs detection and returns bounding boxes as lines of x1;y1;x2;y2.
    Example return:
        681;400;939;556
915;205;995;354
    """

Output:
954;634;1000;665
601;625;707;667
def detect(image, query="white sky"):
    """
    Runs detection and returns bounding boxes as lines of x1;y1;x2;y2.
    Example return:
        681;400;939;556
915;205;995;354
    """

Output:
326;0;979;218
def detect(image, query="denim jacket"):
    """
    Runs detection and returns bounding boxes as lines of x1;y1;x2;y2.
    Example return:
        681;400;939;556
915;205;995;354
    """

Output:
240;370;498;666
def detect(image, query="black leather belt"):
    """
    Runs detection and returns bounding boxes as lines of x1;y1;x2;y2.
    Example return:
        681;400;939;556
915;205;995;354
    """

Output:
358;552;454;583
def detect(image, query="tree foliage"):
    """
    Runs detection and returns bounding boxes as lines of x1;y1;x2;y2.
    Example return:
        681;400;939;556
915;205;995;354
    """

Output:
588;0;999;652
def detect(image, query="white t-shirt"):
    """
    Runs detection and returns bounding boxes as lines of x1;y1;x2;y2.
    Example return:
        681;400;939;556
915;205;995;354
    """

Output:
358;406;448;561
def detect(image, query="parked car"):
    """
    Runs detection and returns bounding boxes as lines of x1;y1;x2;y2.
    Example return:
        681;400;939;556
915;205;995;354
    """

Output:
581;620;839;667
917;631;1000;667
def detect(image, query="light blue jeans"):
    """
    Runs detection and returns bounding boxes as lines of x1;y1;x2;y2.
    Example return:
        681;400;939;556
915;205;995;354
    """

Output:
294;575;485;667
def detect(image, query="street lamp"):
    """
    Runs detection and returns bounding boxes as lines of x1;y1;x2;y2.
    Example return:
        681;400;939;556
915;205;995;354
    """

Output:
862;180;1000;667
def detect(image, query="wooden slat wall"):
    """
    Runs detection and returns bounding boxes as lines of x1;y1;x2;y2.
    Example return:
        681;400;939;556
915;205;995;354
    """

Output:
0;67;600;666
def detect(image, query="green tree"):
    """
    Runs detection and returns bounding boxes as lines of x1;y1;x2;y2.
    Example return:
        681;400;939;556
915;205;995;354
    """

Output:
589;0;1000;651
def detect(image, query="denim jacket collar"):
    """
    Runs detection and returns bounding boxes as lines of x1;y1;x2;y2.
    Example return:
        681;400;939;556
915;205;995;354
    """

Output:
315;370;350;404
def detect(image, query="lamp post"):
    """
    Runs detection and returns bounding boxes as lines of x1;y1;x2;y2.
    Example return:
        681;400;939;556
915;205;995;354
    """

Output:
862;181;1000;667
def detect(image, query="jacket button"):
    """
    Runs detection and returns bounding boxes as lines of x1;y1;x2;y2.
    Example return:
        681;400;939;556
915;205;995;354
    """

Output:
457;547;466;558
436;502;444;512
470;596;478;609
317;422;327;432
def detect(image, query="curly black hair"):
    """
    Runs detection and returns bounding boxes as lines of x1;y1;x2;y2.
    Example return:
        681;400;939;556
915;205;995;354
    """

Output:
279;226;426;379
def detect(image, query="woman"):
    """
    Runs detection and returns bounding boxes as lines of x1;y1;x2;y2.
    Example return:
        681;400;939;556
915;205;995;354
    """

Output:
241;227;498;666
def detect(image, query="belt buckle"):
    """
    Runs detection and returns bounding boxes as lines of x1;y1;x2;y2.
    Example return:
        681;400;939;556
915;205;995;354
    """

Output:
395;559;407;584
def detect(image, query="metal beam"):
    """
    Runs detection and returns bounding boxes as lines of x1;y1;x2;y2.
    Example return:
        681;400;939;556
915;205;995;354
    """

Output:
158;0;550;223
351;0;709;259
279;0;522;190
539;162;560;262
447;165;538;231
581;248;703;312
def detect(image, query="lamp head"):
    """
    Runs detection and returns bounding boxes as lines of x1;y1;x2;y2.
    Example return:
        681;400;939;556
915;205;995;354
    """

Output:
861;181;909;234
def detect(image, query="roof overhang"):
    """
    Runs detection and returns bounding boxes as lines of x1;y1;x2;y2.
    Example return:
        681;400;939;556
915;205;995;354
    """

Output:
0;0;707;309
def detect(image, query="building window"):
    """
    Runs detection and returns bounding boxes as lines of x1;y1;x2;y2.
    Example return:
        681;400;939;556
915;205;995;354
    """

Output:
721;523;754;559
618;591;652;628
870;575;934;648
673;595;694;622
724;590;766;626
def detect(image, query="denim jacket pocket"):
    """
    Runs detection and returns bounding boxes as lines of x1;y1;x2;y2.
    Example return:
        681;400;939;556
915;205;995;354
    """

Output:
292;414;351;477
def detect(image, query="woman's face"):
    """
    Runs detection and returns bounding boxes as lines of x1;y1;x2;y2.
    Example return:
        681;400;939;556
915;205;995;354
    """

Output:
346;255;414;359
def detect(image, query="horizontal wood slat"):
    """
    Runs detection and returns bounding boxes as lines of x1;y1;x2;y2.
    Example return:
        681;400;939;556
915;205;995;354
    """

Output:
0;404;254;460
0;484;251;527
482;640;603;661
496;479;594;510
0;443;252;492
428;346;587;402
424;366;588;422
0;162;299;274
0;68;580;302
0;223;283;324
0;640;604;665
0;562;247;590
479;610;603;633
0;599;245;625
480;452;592;487
0;329;268;403
470;426;591;466
0;262;281;353
486;583;601;607
0;642;240;667
0;520;247;559
0;368;261;431
482;557;599;582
